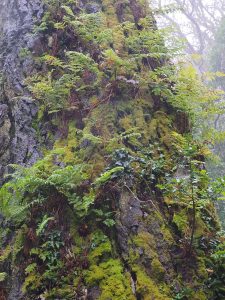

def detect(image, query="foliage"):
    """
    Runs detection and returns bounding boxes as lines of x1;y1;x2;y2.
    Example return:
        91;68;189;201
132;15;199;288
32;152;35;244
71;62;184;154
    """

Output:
36;215;54;236
157;133;213;251
0;272;7;282
85;235;135;300
208;242;225;299
92;209;116;227
173;287;194;300
170;65;223;136
0;159;94;221
28;51;101;111
23;230;65;294
0;0;223;299
95;166;124;186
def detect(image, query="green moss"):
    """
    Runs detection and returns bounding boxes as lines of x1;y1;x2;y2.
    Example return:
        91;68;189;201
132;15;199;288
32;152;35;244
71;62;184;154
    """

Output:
22;272;41;293
85;258;135;300
133;231;156;249
0;245;11;262
105;135;123;154
192;290;207;300
173;210;189;233
151;257;165;281
113;25;125;53
0;272;7;282
131;231;167;283
85;233;134;300
0;0;221;298
12;226;26;263
148;112;172;140
102;0;118;27
132;231;157;260
161;224;174;245
119;115;133;130
196;257;208;280
128;248;140;265
89;240;112;264
86;263;105;283
43;285;76;299
70;221;90;255
133;266;172;300
54;122;78;164
153;210;164;224
194;214;208;238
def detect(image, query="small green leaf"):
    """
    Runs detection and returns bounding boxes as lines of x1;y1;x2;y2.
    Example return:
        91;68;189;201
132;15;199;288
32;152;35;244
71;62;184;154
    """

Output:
0;272;7;282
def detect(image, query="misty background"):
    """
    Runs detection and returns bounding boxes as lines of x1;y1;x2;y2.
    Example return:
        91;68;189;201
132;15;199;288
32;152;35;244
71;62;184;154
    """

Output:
152;0;225;227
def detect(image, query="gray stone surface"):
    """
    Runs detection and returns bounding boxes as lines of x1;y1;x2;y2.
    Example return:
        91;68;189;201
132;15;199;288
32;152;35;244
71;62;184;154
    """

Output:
0;0;43;182
116;191;176;290
0;1;43;298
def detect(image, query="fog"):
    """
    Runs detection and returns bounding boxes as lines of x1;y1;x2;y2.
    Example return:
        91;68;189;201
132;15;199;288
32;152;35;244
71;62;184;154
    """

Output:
152;0;225;226
152;0;225;57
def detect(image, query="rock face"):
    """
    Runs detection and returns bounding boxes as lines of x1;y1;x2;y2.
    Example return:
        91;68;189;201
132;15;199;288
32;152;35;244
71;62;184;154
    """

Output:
0;1;222;300
0;0;43;181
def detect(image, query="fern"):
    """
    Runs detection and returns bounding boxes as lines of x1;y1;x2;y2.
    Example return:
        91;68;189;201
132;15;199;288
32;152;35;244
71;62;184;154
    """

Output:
68;193;95;217
36;215;54;236
28;51;101;111
61;5;75;17
95;166;124;186
25;263;37;275
0;272;7;282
